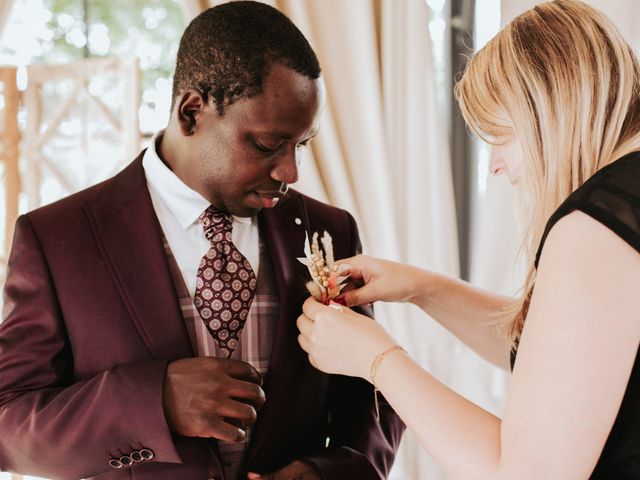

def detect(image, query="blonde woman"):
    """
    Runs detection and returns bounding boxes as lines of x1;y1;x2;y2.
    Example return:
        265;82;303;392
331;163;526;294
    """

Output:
297;1;640;478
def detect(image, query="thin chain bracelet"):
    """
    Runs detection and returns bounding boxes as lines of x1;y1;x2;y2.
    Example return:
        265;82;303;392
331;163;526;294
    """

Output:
370;345;407;420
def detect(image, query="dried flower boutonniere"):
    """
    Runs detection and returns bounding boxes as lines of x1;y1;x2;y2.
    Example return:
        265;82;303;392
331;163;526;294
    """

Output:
297;231;350;305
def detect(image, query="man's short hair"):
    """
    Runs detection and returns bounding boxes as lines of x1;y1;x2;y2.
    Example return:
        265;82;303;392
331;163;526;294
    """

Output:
172;0;322;115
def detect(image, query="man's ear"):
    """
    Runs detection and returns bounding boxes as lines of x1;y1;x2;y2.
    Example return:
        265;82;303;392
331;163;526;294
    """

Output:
175;89;208;136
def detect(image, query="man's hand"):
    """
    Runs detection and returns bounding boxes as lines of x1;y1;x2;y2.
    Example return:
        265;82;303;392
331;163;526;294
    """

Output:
163;357;265;442
247;460;322;480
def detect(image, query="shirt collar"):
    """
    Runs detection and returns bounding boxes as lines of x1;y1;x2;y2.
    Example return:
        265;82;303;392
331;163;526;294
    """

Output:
142;131;255;229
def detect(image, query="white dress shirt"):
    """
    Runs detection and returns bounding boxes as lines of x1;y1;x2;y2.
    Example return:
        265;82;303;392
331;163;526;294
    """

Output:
142;132;260;298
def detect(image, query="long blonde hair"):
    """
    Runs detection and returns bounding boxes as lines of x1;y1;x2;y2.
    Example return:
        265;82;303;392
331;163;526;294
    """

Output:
455;0;640;344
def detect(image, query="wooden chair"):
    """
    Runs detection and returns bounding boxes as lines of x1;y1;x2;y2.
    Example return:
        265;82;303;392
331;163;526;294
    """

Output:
23;57;140;210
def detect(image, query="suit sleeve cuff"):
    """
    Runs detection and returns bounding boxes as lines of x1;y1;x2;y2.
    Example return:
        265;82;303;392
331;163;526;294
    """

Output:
112;359;182;465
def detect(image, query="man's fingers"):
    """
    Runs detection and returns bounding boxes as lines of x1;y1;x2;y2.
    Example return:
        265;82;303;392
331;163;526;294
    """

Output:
224;359;263;385
207;416;247;442
216;398;258;426
226;379;266;410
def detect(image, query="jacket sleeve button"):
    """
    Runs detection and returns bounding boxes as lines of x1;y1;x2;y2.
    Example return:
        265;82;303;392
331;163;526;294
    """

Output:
130;450;143;462
140;448;155;460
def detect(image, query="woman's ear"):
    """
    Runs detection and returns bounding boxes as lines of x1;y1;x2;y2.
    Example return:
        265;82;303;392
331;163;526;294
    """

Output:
175;89;207;136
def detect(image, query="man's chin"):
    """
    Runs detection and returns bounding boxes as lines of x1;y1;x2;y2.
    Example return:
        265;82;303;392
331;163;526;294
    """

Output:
228;205;262;218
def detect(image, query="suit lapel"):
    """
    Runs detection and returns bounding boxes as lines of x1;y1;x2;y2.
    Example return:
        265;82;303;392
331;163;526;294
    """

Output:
84;156;193;361
247;192;312;461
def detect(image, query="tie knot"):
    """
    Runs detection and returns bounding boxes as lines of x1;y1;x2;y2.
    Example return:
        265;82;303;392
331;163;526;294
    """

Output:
199;205;232;241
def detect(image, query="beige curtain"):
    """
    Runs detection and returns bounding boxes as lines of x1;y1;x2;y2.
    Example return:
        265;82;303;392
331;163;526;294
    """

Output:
280;4;460;478
0;0;14;35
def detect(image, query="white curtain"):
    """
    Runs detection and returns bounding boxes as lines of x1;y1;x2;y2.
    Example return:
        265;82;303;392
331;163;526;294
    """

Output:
275;2;460;478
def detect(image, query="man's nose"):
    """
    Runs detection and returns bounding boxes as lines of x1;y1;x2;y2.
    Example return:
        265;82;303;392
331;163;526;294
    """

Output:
271;148;300;185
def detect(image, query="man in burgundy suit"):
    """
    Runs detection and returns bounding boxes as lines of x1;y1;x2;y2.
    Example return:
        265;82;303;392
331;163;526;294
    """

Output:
0;2;403;480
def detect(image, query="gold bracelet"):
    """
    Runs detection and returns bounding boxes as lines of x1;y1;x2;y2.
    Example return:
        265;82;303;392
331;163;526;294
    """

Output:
370;345;406;420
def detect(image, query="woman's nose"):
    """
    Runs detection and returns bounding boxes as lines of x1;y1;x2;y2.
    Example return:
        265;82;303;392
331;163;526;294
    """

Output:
489;153;506;176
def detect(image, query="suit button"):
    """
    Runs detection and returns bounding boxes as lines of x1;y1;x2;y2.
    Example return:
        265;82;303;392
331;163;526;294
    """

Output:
109;459;123;469
130;451;143;462
140;448;155;460
119;455;133;467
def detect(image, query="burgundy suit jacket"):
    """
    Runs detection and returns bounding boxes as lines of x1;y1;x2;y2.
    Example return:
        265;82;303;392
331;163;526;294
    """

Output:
0;155;404;480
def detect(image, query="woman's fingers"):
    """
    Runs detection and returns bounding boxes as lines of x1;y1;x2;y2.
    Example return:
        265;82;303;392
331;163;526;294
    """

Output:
337;255;366;280
297;298;384;378
296;313;314;337
340;282;379;307
247;472;273;480
335;255;384;306
297;332;312;355
297;320;320;370
302;296;325;318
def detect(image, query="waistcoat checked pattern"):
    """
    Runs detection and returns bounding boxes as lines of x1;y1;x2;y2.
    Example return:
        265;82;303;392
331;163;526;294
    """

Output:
163;234;279;480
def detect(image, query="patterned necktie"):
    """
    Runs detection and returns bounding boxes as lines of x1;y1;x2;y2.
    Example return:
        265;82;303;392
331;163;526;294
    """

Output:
194;205;257;358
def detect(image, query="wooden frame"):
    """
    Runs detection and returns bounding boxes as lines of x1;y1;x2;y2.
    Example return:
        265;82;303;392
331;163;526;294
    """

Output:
0;66;20;266
23;57;140;209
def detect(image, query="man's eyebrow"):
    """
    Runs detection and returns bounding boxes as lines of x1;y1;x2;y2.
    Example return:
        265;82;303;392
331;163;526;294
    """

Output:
252;129;319;142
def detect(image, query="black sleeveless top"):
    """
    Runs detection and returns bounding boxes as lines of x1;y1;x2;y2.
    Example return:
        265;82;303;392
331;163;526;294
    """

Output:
511;151;640;479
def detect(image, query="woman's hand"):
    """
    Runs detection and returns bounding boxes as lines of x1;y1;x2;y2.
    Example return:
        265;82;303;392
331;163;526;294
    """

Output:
297;297;398;379
338;255;426;307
